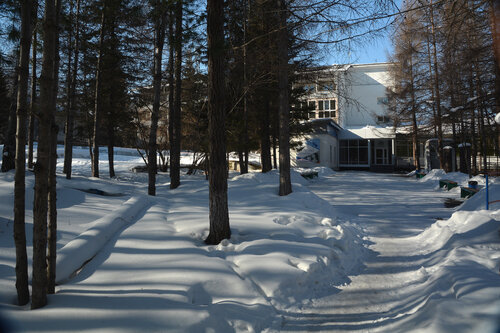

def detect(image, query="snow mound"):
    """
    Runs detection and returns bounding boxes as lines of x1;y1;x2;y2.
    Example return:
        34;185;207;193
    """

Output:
231;169;309;187
419;169;447;183
56;195;150;283
295;166;336;177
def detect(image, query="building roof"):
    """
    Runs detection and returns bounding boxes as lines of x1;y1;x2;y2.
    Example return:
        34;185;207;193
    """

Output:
339;125;396;140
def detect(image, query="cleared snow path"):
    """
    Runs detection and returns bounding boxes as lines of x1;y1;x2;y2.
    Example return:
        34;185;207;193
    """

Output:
280;171;500;332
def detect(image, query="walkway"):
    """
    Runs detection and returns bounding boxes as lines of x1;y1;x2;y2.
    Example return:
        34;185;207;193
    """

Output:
280;171;461;332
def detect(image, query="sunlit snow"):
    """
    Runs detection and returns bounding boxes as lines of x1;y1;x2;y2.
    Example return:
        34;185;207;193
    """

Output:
0;146;499;332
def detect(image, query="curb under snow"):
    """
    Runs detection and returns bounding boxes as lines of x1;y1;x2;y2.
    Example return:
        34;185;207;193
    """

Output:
55;195;150;284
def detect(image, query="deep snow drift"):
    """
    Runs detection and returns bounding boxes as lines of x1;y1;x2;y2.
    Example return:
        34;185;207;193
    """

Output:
0;146;499;332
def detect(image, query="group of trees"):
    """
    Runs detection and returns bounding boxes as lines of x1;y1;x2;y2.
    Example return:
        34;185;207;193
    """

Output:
0;0;408;309
387;0;500;175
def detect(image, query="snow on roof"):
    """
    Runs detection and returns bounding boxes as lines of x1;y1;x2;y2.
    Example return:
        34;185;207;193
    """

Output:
339;125;395;139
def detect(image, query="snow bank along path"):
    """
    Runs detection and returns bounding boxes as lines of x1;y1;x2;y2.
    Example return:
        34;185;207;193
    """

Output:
55;195;150;283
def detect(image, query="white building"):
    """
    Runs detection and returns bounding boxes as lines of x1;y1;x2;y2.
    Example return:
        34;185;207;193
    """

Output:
294;63;397;172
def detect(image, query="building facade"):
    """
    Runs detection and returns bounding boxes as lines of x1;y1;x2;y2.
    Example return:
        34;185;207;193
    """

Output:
294;63;397;172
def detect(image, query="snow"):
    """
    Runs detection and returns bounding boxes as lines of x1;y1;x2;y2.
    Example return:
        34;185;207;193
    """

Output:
0;147;499;332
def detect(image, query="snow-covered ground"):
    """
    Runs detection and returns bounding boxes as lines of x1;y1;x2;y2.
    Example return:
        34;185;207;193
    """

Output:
0;146;499;332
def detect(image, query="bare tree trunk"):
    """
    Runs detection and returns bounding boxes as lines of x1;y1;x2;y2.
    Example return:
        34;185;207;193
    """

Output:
148;0;168;196
47;0;60;295
239;0;249;175
32;0;58;310
169;0;183;189
47;122;58;294
277;0;292;196
92;5;106;178
167;7;175;182
2;86;17;172
63;0;80;179
409;55;420;170
260;99;272;172
28;12;38;170
429;0;444;169
14;0;33;306
205;0;230;245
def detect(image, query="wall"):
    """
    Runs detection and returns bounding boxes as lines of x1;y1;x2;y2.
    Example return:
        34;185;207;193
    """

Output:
338;63;391;128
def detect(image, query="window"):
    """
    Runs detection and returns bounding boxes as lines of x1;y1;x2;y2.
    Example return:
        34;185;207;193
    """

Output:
330;100;336;110
377;116;391;123
318;82;335;92
306;99;338;119
304;84;316;92
377;97;388;105
340;140;369;165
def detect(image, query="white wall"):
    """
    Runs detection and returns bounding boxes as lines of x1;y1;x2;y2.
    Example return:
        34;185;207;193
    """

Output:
338;63;391;128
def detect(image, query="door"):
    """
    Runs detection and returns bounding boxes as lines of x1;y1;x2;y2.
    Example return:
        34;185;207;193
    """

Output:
374;140;389;165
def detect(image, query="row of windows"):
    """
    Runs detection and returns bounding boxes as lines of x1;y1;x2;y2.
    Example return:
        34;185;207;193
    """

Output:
303;82;336;93
308;110;336;119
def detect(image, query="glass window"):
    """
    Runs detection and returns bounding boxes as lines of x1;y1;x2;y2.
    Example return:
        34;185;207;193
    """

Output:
309;112;316;119
318;100;324;110
331;111;336;118
330;100;336;110
324;100;330;110
377;97;388;105
318;111;324;118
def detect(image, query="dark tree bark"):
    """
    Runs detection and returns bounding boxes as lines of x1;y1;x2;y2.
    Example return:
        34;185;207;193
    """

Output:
14;0;33;306
169;0;183;190
47;122;58;294
2;88;17;173
205;0;230;245
167;7;175;174
428;0;444;169
92;4;107;178
148;0;168;196
63;0;80;179
28;9;38;170
32;0;58;310
260;99;272;172
277;0;292;196
47;0;60;294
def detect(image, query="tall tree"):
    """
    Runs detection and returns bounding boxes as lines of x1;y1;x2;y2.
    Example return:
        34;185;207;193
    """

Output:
63;0;81;179
169;0;183;190
13;0;33;306
277;0;292;196
27;5;38;170
148;0;168;196
32;0;58;310
205;0;230;245
47;0;61;294
91;1;107;178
